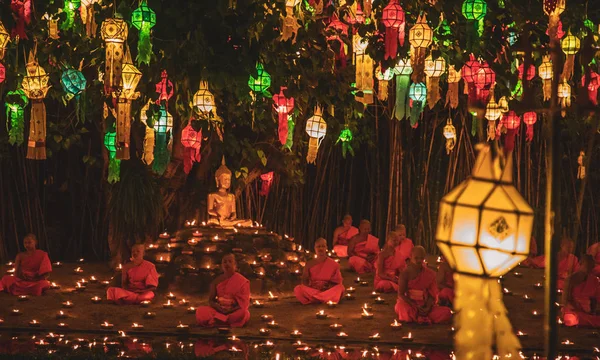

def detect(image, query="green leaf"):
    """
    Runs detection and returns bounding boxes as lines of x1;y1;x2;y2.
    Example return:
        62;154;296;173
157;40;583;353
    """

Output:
257;149;267;166
54;135;63;143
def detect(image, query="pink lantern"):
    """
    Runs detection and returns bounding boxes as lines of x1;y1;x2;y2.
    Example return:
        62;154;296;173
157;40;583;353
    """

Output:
11;0;31;39
461;54;481;108
523;112;537;142
272;88;294;145
474;61;495;103
155;70;174;105
0;62;5;84
518;63;536;81
260;171;274;196
581;71;600;105
181;123;202;174
381;0;405;60
502;111;520;153
327;15;349;68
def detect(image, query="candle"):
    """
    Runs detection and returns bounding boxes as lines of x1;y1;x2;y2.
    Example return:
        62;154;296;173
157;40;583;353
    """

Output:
330;323;343;331
375;297;385;304
159;232;170;239
533;282;543;289
557;318;564;325
531;310;542;318
140;300;151;307
131;323;144;329
402;332;413;342
259;328;271;335
561;339;574;346
77;258;85;263
176;323;189;332
345;293;355;300
516;330;528;338
261;340;274;349
354;277;361;284
360;281;369;287
369;333;381;340
34;340;49;349
327;300;337;308
370;291;378;298
57;322;69;329
316;310;328;319
11;309;21;316
89;276;98;283
290;330;302;338
187;307;196;314
75;282;85;291
523;294;534;302
100;321;114;329
192;230;202;237
163;300;174;309
503;288;512;296
361;308;374;319
336;332;348;338
253;300;264;308
101;280;110;286
6;268;15;274
143;312;156;319
49;282;60;289
18;295;29;301
260;314;273;322
362;303;373;312
52;262;62;268
268;291;278;301
296;346;311;353
56;311;68;319
267;320;279;328
29;319;41;327
166;292;176;300
62;301;74;308
513;272;523;278
179;298;189;306
347;287;356;293
73;267;83;274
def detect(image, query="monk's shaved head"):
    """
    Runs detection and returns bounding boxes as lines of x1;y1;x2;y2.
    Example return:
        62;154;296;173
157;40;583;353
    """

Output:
410;246;426;266
358;220;371;234
222;253;236;263
24;233;37;243
132;243;145;251
360;220;371;226
411;246;426;257
315;238;327;246
343;214;352;221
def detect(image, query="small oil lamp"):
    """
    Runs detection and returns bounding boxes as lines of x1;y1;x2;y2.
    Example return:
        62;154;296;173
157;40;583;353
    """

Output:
267;320;279;328
268;291;279;301
56;311;68;319
179;298;189;306
369;333;381;340
163;300;174;309
57;322;69;329
100;321;114;329
391;319;402;330
131;323;144;329
192;230;202;237
345;293;355;300
75;282;85;291
402;332;413;342
213;235;220;242
347;287;356;293
336;331;348;338
143;312;156;319
49;282;60;289
296;345;311;353
187;306;196;314
259;328;271;335
253;300;264;308
361;308;374;319
513;272;523;278
166;292;176;300
523;294;534;302
260;314;273;322
516;330;528;338
52;262;62;268
327;300;337;308
77;258;85;263
176;323;189;332
503;288;512;296
531;310;542;318
290;330;302;338
34;339;49;349
73;267;83;274
6;268;15;274
533;282;543;289
187;238;198;246
159;232;170;239
362;303;373;312
316;310;328;319
330;323;343;331
354;277;361;284
18;295;29;301
370;291;379;298
11;309;21;316
561;339;574;346
375;297;385;304
101;280;110;286
89;276;98;283
62;301;74;308
140;300;151;307
29;319;41;327
360;281;369;287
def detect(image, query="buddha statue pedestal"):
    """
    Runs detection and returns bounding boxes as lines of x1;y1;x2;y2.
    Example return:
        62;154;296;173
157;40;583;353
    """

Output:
207;158;253;228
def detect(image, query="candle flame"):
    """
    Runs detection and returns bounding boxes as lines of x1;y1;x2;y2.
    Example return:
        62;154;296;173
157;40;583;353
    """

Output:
318;310;325;315
393;320;400;326
362;308;371;316
269;291;274;298
338;332;347;336
408;332;412;338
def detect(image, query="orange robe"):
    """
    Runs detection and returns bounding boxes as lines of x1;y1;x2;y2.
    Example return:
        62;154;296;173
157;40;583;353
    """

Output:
0;250;51;296
523;253;579;289
333;226;358;258
394;238;414;265
374;253;404;293
196;272;250;328
395;266;452;324
562;274;600;327
106;260;159;304
438;266;455;305
294;257;345;304
348;235;380;274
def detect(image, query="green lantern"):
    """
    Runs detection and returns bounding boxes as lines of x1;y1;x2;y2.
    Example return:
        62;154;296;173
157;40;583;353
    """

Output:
61;0;81;30
131;0;156;65
104;130;120;183
336;126;354;158
409;82;427;127
462;0;487;47
61;68;87;122
152;107;173;175
5;89;29;146
248;63;271;97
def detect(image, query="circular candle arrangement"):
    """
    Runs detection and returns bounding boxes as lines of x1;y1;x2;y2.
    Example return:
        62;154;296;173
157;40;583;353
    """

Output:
290;330;302;338
143;312;156;319
316;310;328;319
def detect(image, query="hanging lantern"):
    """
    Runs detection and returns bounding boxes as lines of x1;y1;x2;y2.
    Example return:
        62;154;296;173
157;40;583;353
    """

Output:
436;143;533;360
5;89;28;146
248;63;272;97
101;17;128;95
140;100;155;165
577;151;586;180
61;0;81;30
443;119;456;154
80;0;98;37
113;49;142;160
273;88;294;146
408;14;433;83
581;71;600;105
393;57;412;120
473;61;495;105
561;32;580;81
538;55;553;101
0;62;5;83
346;1;365;25
353;34;374;105
259;171;274;196
408;82;427;127
305;105;327;164
424;55;446;108
10;0;31;39
517;63;536;81
375;65;394;101
558;81;571;117
543;0;565;39
104;130;120;184
193;80;216;115
326;15;349;69
285;116;295;150
48;16;60;40
181;122;202;175
446;65;461;109
485;96;502;140
461;54;481;110
153;107;173;175
21;52;50;160
0;21;10;60
502;111;520;153
523;112;537;142
60;68;87;121
336;126;354;158
281;0;300;43
131;0;156;65
381;0;405;60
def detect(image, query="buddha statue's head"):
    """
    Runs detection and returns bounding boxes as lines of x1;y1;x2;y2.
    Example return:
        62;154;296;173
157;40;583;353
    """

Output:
215;157;232;190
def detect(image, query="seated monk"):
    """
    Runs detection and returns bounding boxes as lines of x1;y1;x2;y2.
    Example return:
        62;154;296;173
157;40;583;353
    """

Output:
436;257;455;306
562;255;600;327
0;234;52;296
332;214;359;258
196;254;250;327
374;232;403;293
394;224;414;266
294;238;345;304
395;246;452;324
587;242;600;277
107;244;159;304
524;237;579;289
348;220;380;274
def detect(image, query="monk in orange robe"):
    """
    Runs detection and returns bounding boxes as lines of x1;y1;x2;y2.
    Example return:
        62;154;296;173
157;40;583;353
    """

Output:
196;254;250;328
295;238;345;304
436;257;454;306
394;224;414;266
332;214;359;258
395;246;452;324
374;232;403;293
562;255;600;327
0;234;52;296
587;242;600;277
348;220;380;274
107;244;159;304
524;237;579;289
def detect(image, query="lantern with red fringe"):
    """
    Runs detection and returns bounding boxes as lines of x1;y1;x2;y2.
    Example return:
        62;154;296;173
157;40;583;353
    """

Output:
474;61;495;105
558;81;571;117
10;0;31;39
502;111;520;153
544;0;565;39
260;172;274;196
561;32;579;81
327;15;349;69
461;54;481;109
538;56;553;101
581;71;599;105
424;55;446;108
181;122;202;174
381;0;405;60
523;112;536;142
446;65;461;109
273;88;294;146
409;14;432;83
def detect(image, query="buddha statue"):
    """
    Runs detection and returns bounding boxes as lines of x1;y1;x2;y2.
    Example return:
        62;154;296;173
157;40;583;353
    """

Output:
207;158;253;227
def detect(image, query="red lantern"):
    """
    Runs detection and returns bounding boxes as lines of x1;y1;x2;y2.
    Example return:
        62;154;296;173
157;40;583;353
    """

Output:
181;123;202;174
10;0;31;39
381;0;405;60
155;70;174;105
272;88;294;146
260;171;274;196
0;63;5;84
502;111;520;153
461;54;481;109
474;61;495;103
327;15;349;68
523;112;537;142
518;63;536;81
581;71;600;105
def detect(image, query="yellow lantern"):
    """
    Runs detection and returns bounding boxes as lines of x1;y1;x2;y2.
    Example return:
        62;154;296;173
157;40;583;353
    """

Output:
80;0;98;37
436;143;533;360
558;81;571;117
408;14;433;82
353;34;374;105
140;100;155;165
485;96;502;140
114;48;141;160
375;65;394;101
544;0;565;39
305;105;327;164
22;52;51;160
443;118;456;154
193;80;216;114
446;65;461;109
424;55;446;108
101;17;128;94
0;21;10;60
538;55;553;101
561;32;579;81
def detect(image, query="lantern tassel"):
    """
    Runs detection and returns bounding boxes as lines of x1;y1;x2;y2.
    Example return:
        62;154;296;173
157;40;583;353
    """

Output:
410;47;426;83
384;27;399;60
542;79;551;101
409;100;424;127
354;50;374;104
446;81;459;109
504;129;516;154
142;124;155;165
562;55;575;81
393;74;410;120
377;80;389;101
6;105;25;146
471;115;477;137
153;133;170;175
26;100;47;160
426;76;440;109
306;137;321;164
108;157;121;184
487;120;496;141
278;112;288;145
285;116;295;150
526;124;534;142
136;24;153;65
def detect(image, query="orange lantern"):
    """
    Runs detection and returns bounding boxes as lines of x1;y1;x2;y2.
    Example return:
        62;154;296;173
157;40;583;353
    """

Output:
181;122;202;174
523;112;536;142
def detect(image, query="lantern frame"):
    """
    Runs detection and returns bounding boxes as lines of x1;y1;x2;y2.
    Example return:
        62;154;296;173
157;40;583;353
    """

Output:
382;0;405;28
273;88;294;114
101;18;128;43
193;81;216;114
461;55;481;83
61;69;87;96
104;131;117;153
538;57;553;80
424;56;446;78
181;123;202;150
462;0;487;21
561;33;580;55
22;61;50;100
248;63;271;94
409;82;427;102
474;63;495;90
503;111;520;130
408;18;433;49
131;0;156;30
517;63;536;81
121;61;142;99
393;58;412;76
156;108;174;134
305;107;327;140
523;112;537;126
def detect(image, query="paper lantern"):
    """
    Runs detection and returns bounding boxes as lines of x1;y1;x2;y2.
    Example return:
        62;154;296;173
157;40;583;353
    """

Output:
408;82;426;127
181;122;202;174
113;49;142;160
581;71;600;106
273;88;294;146
131;0;156;65
375;65;394;101
443;119;456;154
517;63;535;81
193;81;215;115
10;0;31;39
0;21;11;60
558;81;571;117
140;100;154;165
336;126;354;158
538;55;553;101
485;97;501;140
61;68;87;121
248;63;271;96
305;105;327;164
461;54;482;109
101;17;128;94
281;0;300;43
104;130;120;184
0;62;5;83
5;89;28;146
473;62;495;104
544;0;565;39
436;143;533;360
381;0;405;60
462;0;487;40
155;69;174;105
577;151;586;179
446;65;461;109
80;0;98;37
153;107;173;175
353;34;374;105
561;32;580;81
259;171;274;196
21;52;50;160
61;0;81;30
424;55;446;108
502;111;520;153
392;57;412;120
408;14;432;82
523;112;536;142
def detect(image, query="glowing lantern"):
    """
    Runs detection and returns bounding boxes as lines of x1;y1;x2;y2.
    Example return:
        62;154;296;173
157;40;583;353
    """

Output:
281;0;300;43
248;63;271;97
502;111;520;153
381;0;405;60
561;32;580;81
436;143;533;360
272;88;294;146
544;0;565;39
336;126;354;158
140;100;155;165
375;65;394;101
473;61;495;104
60;68;87;121
393;58;412;120
153;107;173;175
443;119;456;154
462;0;487;44
517;63;535;81
326;15;349;69
181;122;202;175
101;17;128;94
113;49;142;160
485;96;502;140
353;34;374;105
193;81;215;115
424;55;446;108
104;130;120;184
305;105;327;164
538;55;553;101
461;54;481;108
558;81;571;117
80;0;98;37
408;14;432;83
0;62;4;83
259;171;274;196
21;52;50;160
523;112;537;142
408;82;426;127
0;21;11;60
61;0;81;30
131;0;156;65
11;0;32;39
581;71;599;105
446;65;461;109
5;89;28;146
